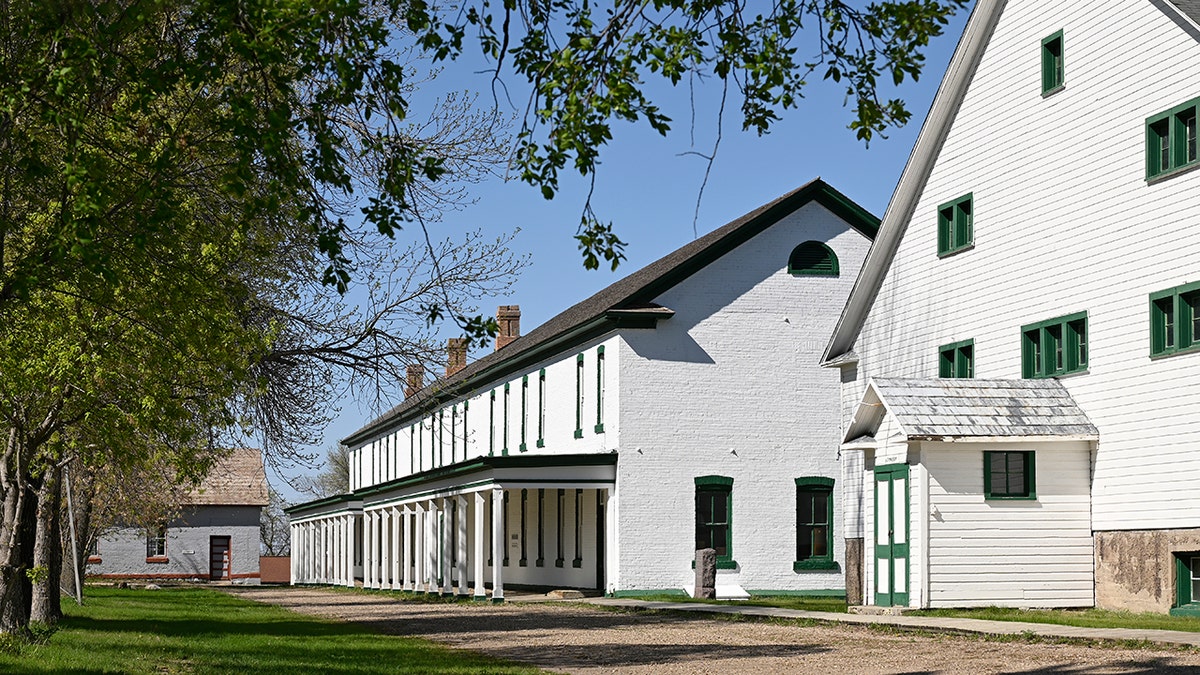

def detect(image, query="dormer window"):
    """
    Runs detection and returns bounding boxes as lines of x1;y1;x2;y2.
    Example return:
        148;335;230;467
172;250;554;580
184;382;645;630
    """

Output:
787;241;839;276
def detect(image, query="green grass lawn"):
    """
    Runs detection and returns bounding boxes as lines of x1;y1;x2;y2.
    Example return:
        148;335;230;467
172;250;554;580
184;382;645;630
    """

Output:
911;606;1200;633
623;593;848;614
0;586;542;674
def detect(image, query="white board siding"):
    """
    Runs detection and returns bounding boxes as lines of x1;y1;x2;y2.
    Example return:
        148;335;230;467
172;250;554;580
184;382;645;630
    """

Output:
616;201;871;592
924;441;1093;608
853;0;1200;532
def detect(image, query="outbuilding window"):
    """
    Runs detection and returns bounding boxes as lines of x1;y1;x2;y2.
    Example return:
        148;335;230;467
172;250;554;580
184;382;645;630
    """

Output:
145;527;167;559
1173;554;1200;616
794;477;837;571
695;475;735;569
984;451;1036;500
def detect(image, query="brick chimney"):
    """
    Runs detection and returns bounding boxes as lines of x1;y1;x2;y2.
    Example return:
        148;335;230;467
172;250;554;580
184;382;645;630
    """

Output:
495;305;521;351
405;364;424;398
446;338;468;377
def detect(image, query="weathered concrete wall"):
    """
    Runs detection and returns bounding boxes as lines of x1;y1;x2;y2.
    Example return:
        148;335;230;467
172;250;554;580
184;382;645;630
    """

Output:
1095;529;1200;613
845;538;864;606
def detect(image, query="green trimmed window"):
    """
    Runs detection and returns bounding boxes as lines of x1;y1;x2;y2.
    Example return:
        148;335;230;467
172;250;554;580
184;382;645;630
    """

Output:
788;241;839;276
1150;281;1200;357
794;477;836;571
1173;554;1200;616
1147;97;1199;180
488;390;496;457
537;369;546;448
574;353;584;439
937;193;973;256
595;346;606;433
938;339;974;378
984;451;1036;500
502;383;510;456
1041;30;1064;94
1022;312;1087;378
695;475;735;569
519;375;528;452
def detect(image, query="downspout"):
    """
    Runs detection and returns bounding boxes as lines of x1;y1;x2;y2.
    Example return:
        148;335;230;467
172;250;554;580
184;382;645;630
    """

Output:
919;448;931;609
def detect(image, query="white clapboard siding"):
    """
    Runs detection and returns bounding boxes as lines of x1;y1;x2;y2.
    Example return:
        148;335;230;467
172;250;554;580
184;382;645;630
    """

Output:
923;441;1093;607
855;0;1200;532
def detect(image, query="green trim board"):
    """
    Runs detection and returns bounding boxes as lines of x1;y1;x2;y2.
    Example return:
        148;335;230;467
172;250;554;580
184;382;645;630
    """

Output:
1021;311;1088;378
983;451;1036;500
283;493;359;515
938;338;974;378
594;345;605;433
519;375;528;452
1147;96;1200;181
574;353;585;439
1040;30;1064;95
936;193;973;257
1150;280;1200;358
787;241;840;276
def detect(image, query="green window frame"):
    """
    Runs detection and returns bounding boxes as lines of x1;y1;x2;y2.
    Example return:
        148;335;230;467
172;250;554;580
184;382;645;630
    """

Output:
1147;97;1200;180
536;369;546;448
572;488;583;568
450;405;457;463
695;475;736;569
594;346;605;433
937;193;973;257
1041;30;1064;95
1150;281;1200;358
1173;554;1200;616
1021;312;1088;378
555;488;565;567
787;241;839;276
536;488;545;567
984;451;1036;500
794;477;837;571
502;383;510;456
938;338;975;378
519;375;528;452
574;353;584;439
488;390;496;457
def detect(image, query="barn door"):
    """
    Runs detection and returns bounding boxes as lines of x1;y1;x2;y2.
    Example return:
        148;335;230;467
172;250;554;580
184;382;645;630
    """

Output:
874;464;909;607
210;536;231;581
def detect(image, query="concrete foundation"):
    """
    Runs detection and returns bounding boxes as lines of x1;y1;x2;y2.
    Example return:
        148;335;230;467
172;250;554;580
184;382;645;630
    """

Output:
1095;528;1200;613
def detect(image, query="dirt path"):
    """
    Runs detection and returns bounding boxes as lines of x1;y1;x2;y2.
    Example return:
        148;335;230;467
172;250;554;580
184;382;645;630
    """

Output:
228;586;1200;674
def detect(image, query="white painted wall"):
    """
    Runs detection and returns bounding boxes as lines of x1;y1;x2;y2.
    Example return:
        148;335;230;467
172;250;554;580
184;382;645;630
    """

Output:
850;1;1200;534
617;201;872;592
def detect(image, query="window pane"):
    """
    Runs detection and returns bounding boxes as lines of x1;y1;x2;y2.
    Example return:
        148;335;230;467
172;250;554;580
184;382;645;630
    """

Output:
1047;325;1063;371
798;493;814;524
1187;112;1198;163
711;527;727;556
797;526;813;559
1188;294;1200;347
813;493;828;524
812;526;828;557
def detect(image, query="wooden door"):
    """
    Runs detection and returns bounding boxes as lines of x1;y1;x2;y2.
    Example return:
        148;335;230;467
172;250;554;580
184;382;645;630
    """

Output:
210;536;231;580
874;464;910;607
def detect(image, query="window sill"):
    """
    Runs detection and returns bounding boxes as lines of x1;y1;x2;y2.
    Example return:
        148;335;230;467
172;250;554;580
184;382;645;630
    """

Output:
572;559;582;568
87;556;102;564
145;557;169;564
1151;344;1200;360
793;559;839;572
536;439;545;449
1041;84;1065;98
1147;159;1200;184
573;429;583;439
937;242;975;259
518;443;527;453
518;559;527;567
594;424;605;434
691;559;738;570
1027;369;1088;380
985;494;1038;501
554;559;564;568
1171;604;1200;617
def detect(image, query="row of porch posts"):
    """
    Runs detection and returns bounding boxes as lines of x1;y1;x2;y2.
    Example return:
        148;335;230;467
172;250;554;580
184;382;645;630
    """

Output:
290;513;357;586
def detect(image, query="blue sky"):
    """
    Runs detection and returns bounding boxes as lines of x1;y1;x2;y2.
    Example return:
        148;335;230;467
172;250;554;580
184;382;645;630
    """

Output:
281;5;974;495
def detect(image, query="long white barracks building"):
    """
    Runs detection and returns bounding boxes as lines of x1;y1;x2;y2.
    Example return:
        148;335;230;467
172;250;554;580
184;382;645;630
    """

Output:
287;179;877;599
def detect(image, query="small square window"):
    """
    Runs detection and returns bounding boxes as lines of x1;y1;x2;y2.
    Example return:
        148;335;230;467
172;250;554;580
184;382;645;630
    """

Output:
1022;312;1087;378
938;339;974;378
1041;30;1064;95
984;451;1035;500
937;194;973;257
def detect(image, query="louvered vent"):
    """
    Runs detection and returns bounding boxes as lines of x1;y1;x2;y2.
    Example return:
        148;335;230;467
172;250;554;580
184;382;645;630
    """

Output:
788;241;839;277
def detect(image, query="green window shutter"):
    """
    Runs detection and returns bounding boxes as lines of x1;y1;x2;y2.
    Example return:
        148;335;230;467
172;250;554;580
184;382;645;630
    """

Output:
788;241;839;276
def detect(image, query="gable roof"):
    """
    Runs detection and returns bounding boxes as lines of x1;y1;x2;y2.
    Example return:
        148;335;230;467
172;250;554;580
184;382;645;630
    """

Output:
344;178;879;446
186;448;269;507
845;378;1098;443
1171;0;1200;25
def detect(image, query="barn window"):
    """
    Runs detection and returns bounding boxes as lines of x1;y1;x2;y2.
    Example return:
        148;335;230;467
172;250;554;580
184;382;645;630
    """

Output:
787;241;839;276
937;193;974;256
984;451;1036;500
938;339;975;378
794;477;837;571
1022;312;1087;378
695;475;736;569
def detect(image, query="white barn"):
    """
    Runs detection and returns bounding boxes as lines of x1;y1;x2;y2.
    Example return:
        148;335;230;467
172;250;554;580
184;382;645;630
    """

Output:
824;0;1200;614
288;179;877;599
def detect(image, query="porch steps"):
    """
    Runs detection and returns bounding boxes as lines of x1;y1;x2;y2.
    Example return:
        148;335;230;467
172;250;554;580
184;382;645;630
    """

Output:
848;605;915;616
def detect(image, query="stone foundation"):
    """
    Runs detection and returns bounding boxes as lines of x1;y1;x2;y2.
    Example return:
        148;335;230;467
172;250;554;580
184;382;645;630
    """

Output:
1095;528;1200;613
845;538;864;606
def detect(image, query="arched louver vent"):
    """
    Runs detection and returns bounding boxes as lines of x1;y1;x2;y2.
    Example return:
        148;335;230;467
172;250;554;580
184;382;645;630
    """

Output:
788;241;839;277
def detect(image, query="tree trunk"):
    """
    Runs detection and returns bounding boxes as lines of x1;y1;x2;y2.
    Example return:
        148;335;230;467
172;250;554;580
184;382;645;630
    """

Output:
30;465;62;624
0;484;36;633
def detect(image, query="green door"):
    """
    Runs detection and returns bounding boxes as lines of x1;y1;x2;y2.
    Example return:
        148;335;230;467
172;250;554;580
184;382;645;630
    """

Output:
874;463;910;607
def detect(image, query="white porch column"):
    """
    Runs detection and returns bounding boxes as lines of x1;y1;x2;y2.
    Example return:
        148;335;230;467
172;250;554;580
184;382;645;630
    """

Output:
414;502;427;592
472;492;486;599
456;495;469;596
426;499;439;592
440;497;453;595
402;504;413;591
344;514;354;587
605;487;617;595
380;508;392;590
300;522;308;583
391;506;402;590
324;518;332;584
491;488;505;602
368;510;379;589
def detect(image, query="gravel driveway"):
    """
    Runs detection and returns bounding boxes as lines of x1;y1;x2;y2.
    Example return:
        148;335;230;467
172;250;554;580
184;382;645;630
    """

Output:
228;587;1200;674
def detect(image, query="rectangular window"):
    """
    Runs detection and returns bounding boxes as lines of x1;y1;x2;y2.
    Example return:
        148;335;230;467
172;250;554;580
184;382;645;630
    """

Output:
146;527;166;559
555;488;565;567
794;477;836;571
984;451;1036;500
574;353;585;439
536;488;545;567
1041;30;1064;94
594;346;606;433
417;421;424;471
438;410;444;467
1173;554;1200;615
694;476;734;568
519;376;528;452
451;405;458;463
502;491;510;567
572;488;583;568
1147;97;1200;180
461;401;468;459
537;369;546;448
937;193;973;256
489;390;496;456
519;489;528;567
1150;281;1200;357
409;427;415;476
1021;312;1087;378
938;339;974;378
502;383;510;456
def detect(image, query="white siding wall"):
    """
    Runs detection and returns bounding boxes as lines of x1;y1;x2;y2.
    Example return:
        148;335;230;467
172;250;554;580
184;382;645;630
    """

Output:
853;1;1200;532
617;201;872;592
